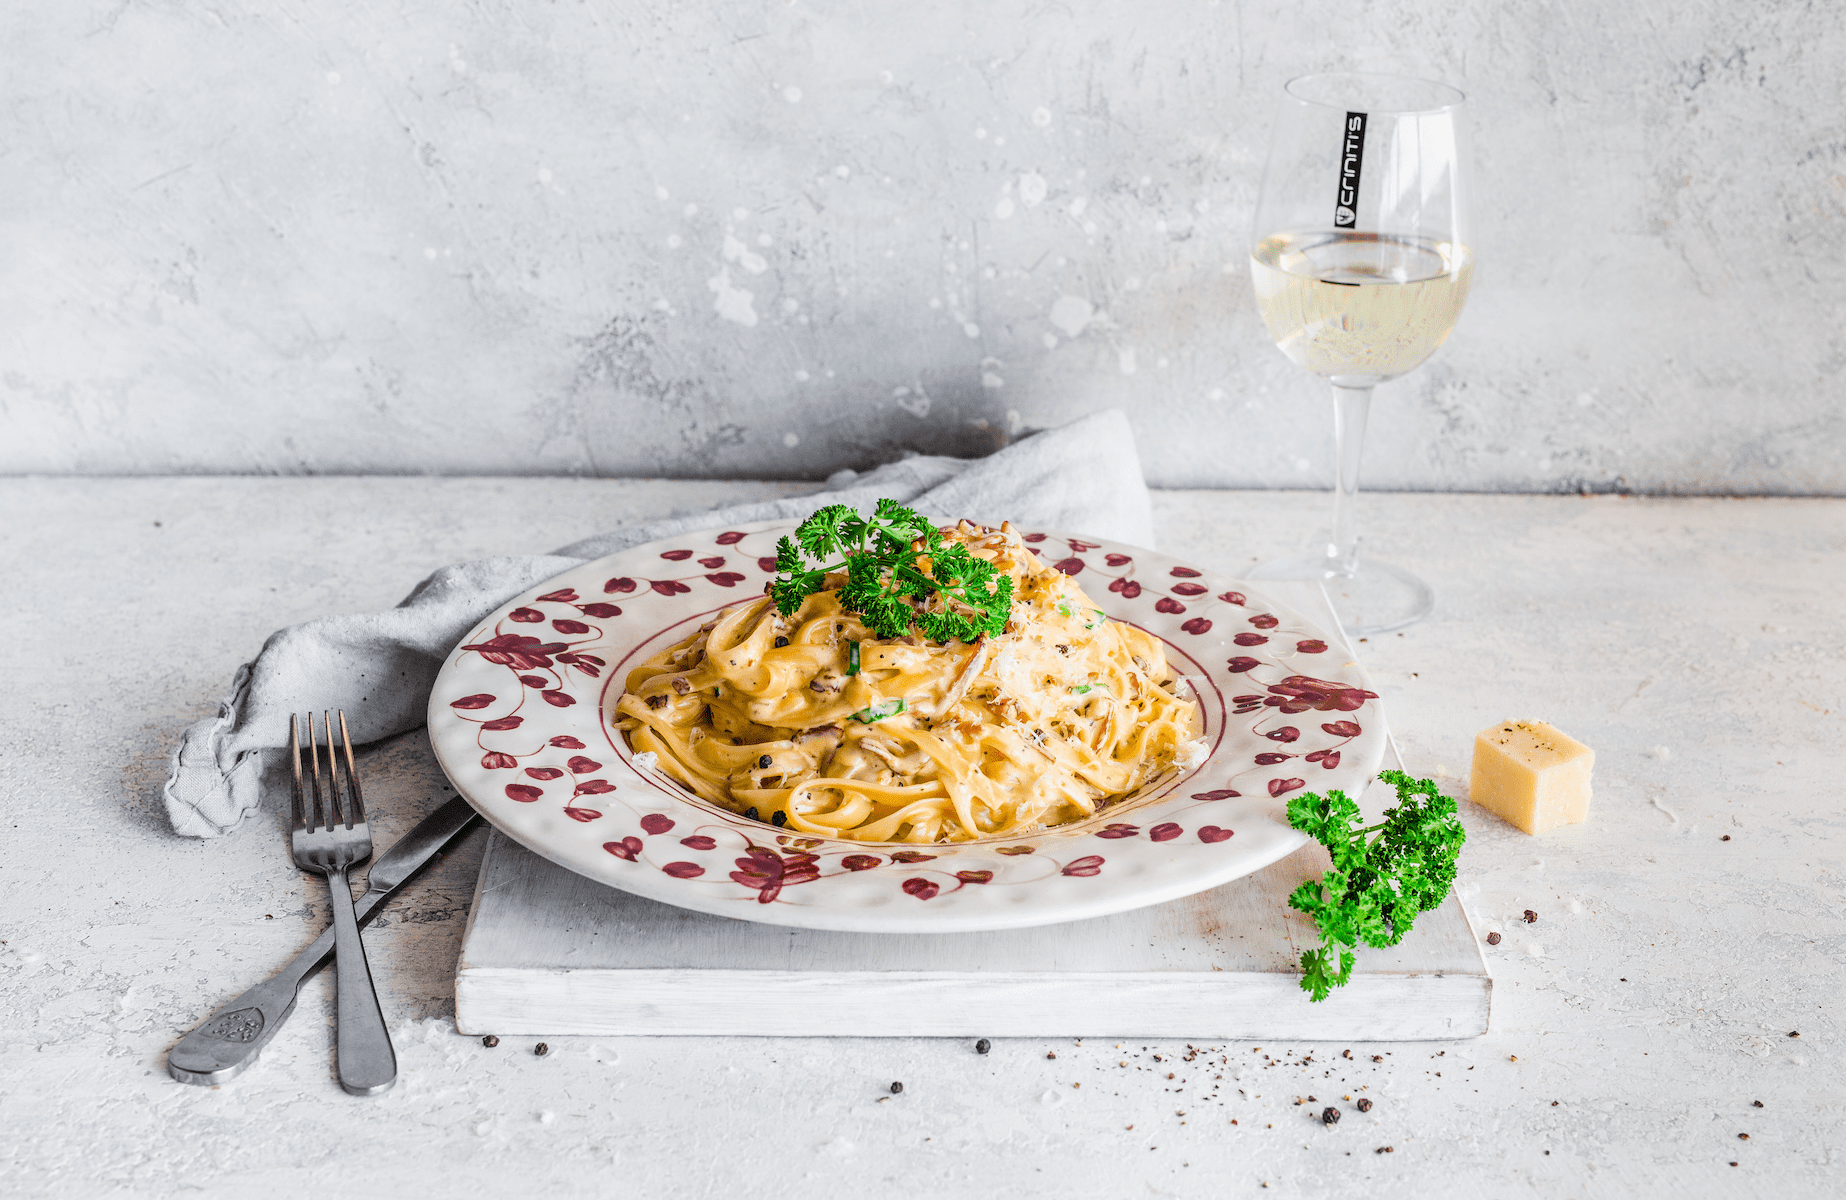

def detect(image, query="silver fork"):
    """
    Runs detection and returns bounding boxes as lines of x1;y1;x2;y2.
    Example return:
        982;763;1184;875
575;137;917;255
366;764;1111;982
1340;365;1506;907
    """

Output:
291;711;397;1096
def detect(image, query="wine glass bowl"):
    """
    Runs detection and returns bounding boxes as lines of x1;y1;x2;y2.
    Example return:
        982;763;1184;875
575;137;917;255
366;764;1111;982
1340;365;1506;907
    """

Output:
1243;73;1472;636
1250;231;1472;387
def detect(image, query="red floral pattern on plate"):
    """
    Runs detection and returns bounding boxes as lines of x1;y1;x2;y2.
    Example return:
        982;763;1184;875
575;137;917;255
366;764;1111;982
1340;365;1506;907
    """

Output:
427;521;1387;932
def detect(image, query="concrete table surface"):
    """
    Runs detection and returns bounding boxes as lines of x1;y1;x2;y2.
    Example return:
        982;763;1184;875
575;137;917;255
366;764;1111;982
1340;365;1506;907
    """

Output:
1;477;1840;1198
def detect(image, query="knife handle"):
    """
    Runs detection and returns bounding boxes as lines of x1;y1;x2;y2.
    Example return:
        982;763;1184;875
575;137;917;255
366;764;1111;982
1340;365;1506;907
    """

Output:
167;804;481;1086
166;944;321;1084
168;879;407;1084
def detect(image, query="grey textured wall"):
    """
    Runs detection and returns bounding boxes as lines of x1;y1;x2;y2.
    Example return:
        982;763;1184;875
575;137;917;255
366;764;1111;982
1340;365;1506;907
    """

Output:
2;1;1841;493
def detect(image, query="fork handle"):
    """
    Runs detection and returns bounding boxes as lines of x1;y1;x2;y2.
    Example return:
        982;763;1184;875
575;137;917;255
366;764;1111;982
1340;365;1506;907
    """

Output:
327;864;397;1096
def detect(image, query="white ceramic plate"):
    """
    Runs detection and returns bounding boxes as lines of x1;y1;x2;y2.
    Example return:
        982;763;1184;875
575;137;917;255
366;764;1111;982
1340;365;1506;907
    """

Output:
427;519;1385;933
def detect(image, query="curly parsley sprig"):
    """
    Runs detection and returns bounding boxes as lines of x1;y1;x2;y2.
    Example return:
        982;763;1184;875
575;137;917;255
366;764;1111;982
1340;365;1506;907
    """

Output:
769;499;1014;642
1286;769;1466;1001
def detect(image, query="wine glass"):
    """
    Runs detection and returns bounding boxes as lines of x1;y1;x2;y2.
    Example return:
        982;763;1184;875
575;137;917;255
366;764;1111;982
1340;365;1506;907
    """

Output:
1244;73;1473;635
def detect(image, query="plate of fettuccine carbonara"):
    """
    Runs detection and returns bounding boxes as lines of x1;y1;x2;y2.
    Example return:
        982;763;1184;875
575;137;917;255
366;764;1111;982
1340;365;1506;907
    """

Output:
428;509;1386;933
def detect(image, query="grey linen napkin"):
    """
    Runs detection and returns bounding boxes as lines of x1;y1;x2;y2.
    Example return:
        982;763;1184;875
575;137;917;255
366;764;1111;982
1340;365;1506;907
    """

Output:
163;409;1153;837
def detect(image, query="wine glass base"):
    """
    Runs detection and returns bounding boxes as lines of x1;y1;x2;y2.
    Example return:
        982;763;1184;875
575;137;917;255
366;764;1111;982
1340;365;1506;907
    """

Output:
1243;553;1434;638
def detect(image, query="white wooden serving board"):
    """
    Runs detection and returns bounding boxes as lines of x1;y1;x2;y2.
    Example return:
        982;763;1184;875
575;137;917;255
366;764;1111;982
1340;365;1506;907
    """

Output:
452;581;1491;1041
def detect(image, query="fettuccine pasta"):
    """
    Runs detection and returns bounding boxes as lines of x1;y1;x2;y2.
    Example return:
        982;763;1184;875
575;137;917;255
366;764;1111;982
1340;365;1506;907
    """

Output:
613;521;1204;843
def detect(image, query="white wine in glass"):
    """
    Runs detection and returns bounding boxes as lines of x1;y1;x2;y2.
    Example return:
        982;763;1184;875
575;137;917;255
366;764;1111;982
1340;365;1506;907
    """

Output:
1245;74;1473;635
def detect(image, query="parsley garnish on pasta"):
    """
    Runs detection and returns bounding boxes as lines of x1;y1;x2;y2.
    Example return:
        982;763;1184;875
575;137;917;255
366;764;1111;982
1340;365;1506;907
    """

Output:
770;499;1014;642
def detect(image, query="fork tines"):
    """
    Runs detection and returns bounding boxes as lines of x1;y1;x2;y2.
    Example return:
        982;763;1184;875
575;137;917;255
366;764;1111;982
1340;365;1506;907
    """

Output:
289;710;367;833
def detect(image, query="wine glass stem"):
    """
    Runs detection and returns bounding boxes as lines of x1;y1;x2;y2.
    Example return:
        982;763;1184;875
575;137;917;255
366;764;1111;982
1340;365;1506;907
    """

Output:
1327;382;1373;577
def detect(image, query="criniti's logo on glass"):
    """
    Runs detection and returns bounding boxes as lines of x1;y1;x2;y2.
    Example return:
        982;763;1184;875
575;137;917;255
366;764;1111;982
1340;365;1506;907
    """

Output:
1334;111;1367;229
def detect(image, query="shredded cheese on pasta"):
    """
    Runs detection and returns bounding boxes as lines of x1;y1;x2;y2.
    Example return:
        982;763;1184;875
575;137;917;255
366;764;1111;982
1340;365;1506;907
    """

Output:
613;521;1203;843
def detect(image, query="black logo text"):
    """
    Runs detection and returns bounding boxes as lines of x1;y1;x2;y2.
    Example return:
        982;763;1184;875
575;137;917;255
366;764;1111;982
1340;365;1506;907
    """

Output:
1334;111;1367;228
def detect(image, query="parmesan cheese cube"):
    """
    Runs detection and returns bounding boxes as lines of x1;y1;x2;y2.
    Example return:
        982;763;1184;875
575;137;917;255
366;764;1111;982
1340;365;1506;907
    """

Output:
1469;720;1594;835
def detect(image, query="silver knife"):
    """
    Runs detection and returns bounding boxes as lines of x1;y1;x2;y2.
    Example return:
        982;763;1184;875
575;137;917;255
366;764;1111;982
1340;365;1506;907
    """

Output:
167;795;484;1086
